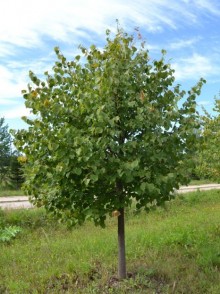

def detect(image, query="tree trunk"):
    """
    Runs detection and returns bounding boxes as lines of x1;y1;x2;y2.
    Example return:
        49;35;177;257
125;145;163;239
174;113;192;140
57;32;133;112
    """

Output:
118;207;126;279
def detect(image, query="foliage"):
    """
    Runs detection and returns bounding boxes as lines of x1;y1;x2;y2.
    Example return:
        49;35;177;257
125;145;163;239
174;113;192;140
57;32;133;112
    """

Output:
0;118;11;186
196;98;220;182
13;27;204;278
0;118;24;190
0;225;22;243
9;153;24;189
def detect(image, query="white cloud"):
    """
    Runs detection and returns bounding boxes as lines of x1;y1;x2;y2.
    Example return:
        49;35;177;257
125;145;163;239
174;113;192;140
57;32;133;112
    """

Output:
169;37;201;50
0;65;26;103
0;0;219;51
2;105;31;119
198;100;211;106
0;55;56;103
172;53;218;80
0;43;16;57
194;0;220;15
0;98;18;106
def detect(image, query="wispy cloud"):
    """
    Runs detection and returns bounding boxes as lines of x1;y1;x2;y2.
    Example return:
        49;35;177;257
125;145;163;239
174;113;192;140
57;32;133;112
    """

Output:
0;65;26;102
194;0;220;15
1;0;220;125
197;100;212;106
0;43;17;57
172;53;219;80
0;57;55;105
169;37;201;50
1;0;220;52
2;105;31;119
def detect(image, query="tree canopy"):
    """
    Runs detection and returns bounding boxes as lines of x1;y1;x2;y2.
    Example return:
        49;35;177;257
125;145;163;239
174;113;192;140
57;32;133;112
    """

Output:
13;28;205;278
196;98;220;182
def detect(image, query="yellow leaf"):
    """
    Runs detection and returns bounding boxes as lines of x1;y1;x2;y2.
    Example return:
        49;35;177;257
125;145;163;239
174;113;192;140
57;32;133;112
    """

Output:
140;90;145;102
18;156;27;163
31;90;38;98
44;99;50;107
112;210;121;217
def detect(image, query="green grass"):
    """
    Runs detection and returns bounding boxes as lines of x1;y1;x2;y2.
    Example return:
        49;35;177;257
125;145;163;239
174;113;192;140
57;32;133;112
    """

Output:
0;189;24;197
1;190;220;293
189;179;217;185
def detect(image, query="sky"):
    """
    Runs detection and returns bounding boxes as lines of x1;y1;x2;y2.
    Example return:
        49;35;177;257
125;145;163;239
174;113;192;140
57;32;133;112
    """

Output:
0;0;220;130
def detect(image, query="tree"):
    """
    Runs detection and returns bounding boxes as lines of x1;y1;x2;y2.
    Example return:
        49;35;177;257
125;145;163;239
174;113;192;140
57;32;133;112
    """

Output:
196;98;220;181
9;152;24;189
0;118;12;187
13;28;205;279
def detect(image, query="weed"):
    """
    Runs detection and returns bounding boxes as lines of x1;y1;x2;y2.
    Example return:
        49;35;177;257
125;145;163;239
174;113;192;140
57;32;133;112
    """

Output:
0;225;22;243
0;208;22;243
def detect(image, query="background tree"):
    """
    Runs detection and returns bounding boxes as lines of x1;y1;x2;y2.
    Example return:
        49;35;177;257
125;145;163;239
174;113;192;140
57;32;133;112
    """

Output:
9;152;24;189
196;98;220;182
0;118;12;188
13;28;205;279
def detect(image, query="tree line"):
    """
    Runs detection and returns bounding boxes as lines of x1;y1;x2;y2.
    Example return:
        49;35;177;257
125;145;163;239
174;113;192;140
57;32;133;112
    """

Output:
0;118;24;190
194;99;220;182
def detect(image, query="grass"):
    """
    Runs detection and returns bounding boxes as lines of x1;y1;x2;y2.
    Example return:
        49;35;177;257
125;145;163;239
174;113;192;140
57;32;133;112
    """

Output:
0;189;24;197
189;179;217;185
0;190;220;293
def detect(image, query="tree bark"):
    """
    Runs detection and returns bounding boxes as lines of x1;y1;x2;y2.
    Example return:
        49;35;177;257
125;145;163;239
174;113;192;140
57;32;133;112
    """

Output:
118;207;126;279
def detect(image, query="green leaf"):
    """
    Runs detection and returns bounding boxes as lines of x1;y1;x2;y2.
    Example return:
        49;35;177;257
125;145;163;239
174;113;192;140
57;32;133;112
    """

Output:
75;168;82;175
90;174;98;182
140;182;146;192
84;178;90;186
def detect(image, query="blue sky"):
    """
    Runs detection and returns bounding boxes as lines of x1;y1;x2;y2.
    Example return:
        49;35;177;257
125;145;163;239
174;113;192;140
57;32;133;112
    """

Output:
0;0;220;130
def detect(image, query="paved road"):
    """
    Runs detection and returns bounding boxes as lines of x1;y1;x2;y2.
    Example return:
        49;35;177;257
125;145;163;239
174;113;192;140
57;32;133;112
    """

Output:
1;184;220;209
0;196;33;209
178;183;220;193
